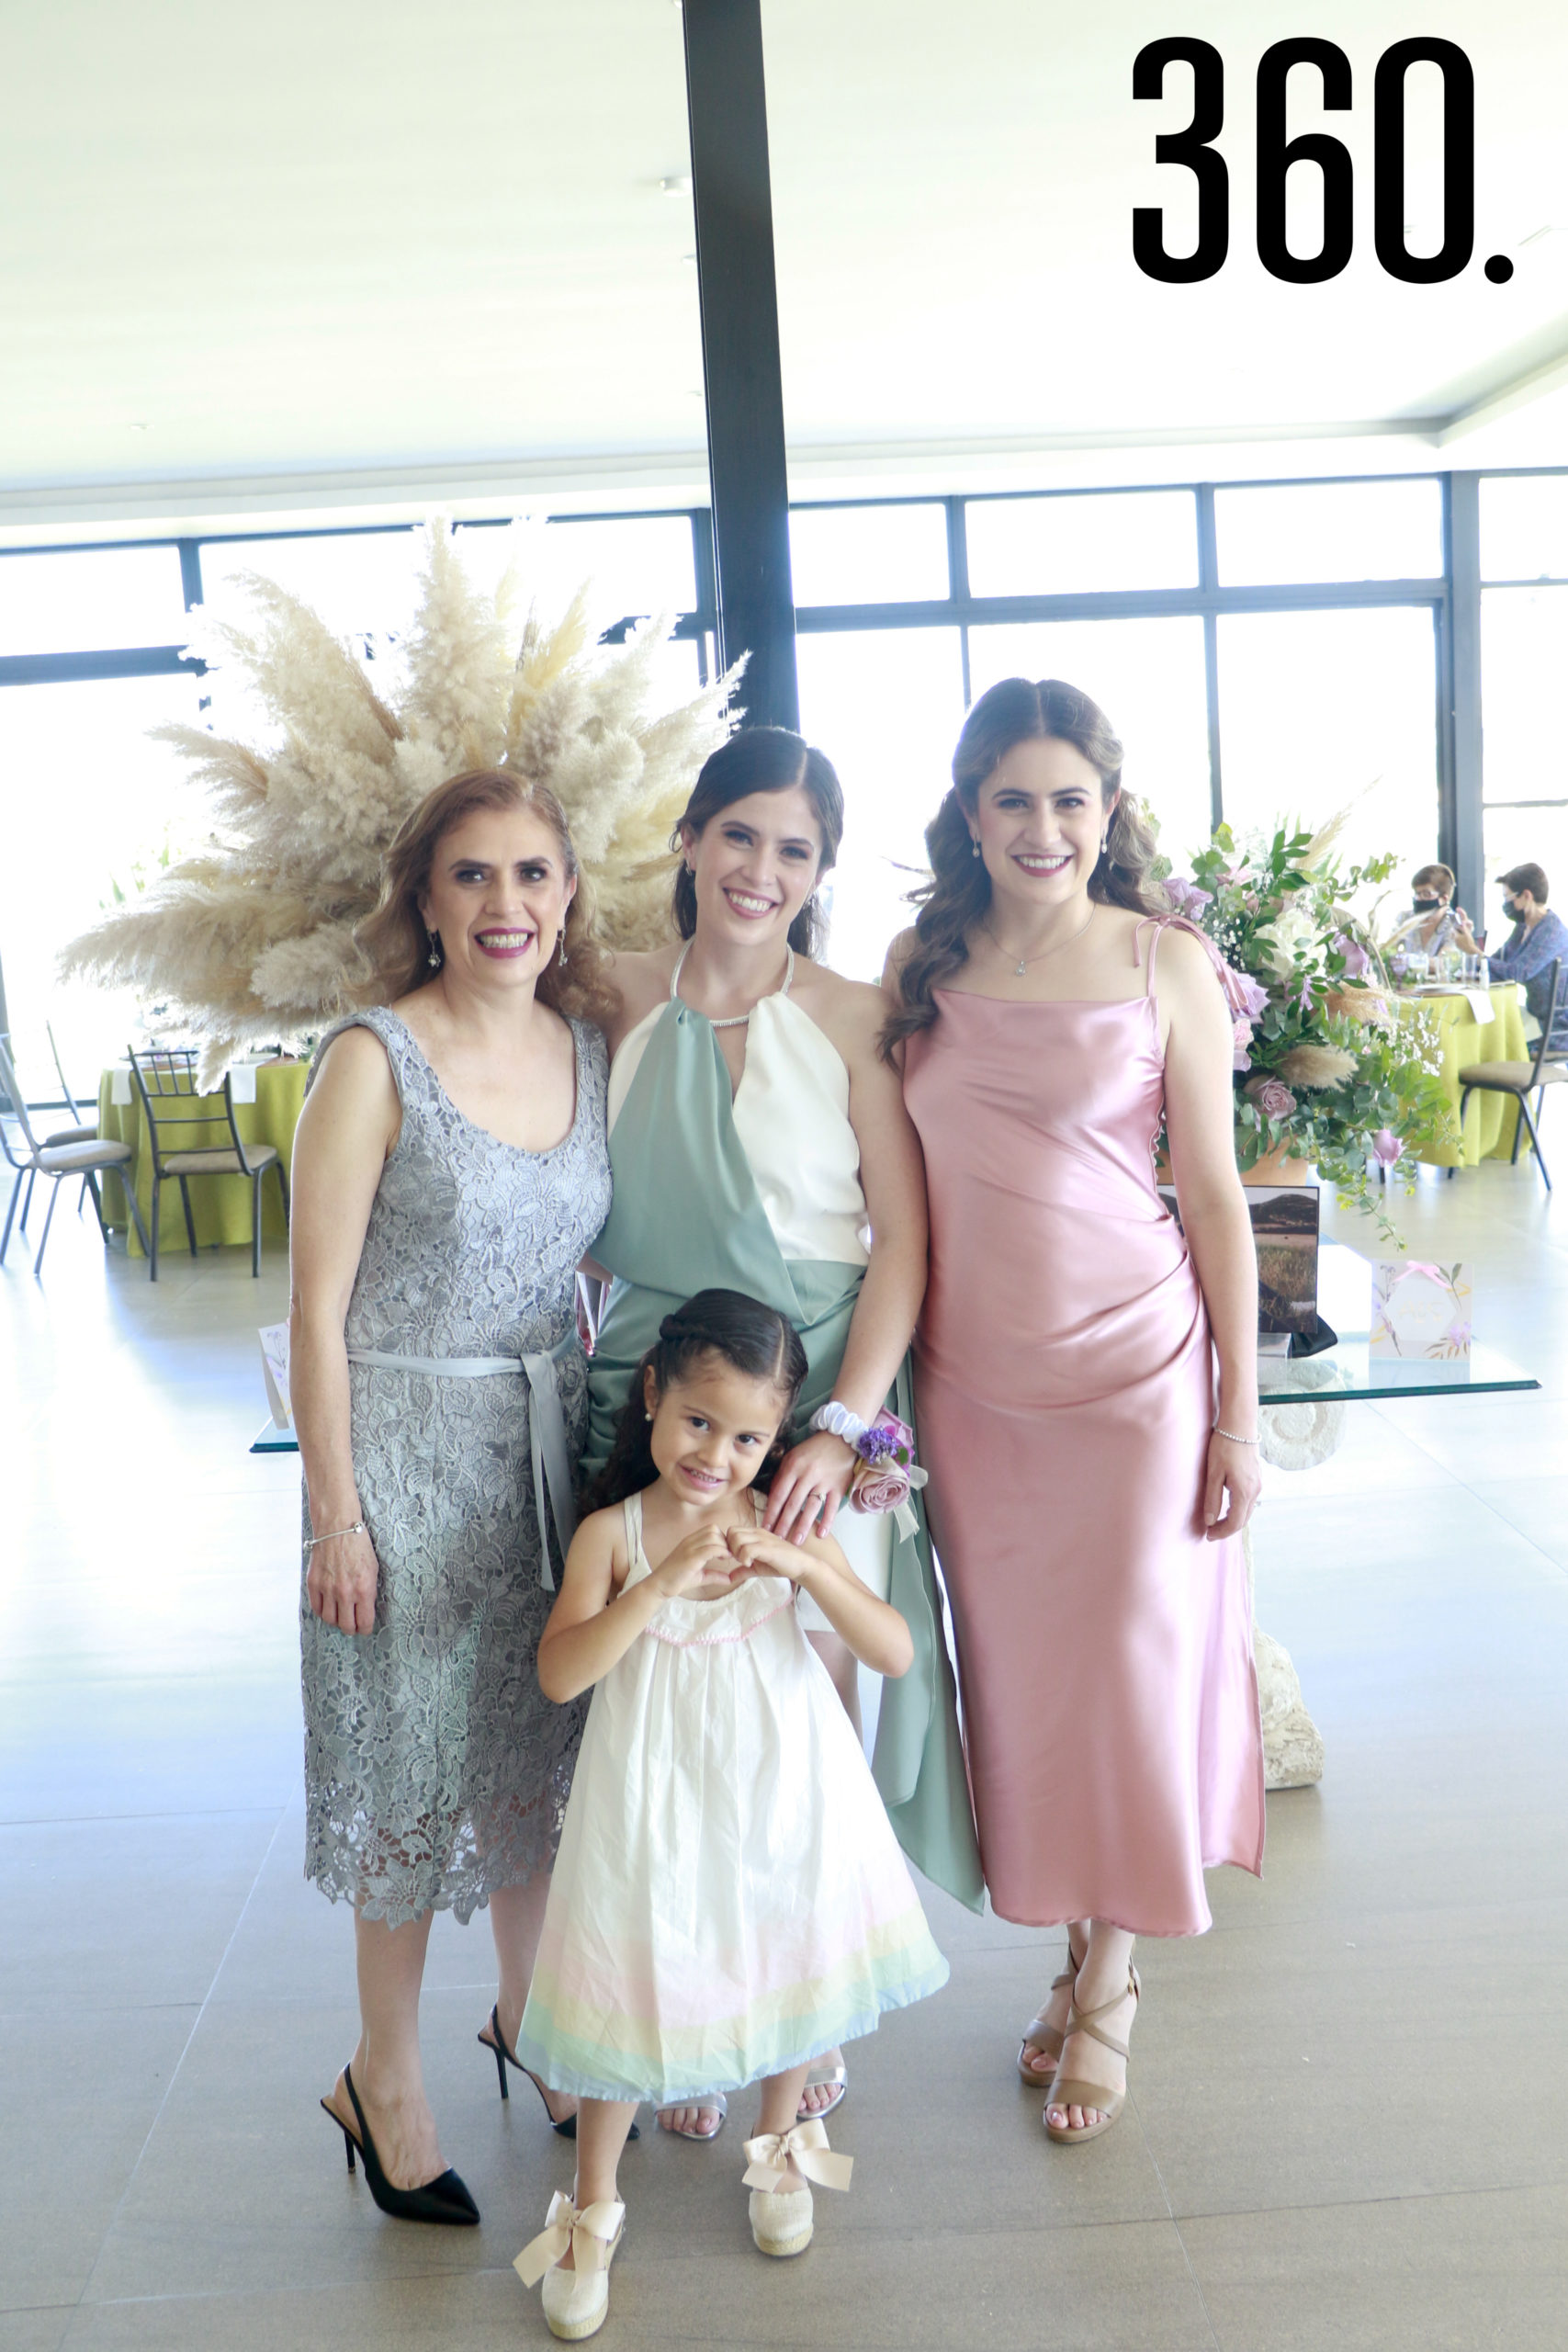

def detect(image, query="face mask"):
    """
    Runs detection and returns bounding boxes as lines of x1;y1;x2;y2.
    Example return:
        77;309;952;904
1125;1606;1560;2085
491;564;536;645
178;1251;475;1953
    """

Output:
1413;897;1440;913
1501;897;1521;921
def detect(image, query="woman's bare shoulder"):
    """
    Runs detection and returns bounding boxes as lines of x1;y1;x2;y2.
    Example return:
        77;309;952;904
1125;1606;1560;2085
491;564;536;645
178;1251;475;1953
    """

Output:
795;961;890;1053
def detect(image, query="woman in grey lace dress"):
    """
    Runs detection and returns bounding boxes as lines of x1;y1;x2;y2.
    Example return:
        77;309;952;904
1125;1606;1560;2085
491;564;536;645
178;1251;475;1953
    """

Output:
290;769;612;2224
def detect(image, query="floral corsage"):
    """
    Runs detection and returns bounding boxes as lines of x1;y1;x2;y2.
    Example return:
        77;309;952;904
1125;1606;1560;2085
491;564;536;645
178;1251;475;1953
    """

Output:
810;1403;928;1537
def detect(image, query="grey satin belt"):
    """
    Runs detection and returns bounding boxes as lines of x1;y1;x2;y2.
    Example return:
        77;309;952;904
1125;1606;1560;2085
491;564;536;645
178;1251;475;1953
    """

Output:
345;1330;579;1589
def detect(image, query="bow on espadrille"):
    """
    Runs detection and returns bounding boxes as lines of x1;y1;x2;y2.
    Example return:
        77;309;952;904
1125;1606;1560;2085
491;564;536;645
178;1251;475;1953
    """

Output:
741;2119;853;2194
514;2189;626;2287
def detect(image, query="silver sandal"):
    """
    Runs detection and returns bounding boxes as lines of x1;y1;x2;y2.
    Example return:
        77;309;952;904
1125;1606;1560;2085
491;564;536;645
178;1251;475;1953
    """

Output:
655;2090;728;2141
796;2063;847;2121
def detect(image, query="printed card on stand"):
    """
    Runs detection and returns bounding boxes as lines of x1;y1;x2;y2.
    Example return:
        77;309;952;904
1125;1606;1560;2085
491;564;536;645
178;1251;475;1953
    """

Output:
258;1322;293;1427
1371;1263;1472;1361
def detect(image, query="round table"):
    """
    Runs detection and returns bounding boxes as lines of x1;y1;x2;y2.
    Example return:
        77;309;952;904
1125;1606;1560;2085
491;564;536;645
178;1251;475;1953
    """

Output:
1396;982;1529;1166
96;1059;308;1258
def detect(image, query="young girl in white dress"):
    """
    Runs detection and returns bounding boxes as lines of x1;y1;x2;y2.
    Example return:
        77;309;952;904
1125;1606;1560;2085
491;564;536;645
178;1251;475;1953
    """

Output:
511;1288;949;2340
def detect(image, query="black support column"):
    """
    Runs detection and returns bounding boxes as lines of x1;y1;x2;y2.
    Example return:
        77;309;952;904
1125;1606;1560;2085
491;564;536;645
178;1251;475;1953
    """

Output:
681;0;798;729
1440;471;1485;917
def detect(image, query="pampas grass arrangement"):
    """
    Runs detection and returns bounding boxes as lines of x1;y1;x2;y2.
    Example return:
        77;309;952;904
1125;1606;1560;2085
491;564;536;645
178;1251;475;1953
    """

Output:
61;519;739;1081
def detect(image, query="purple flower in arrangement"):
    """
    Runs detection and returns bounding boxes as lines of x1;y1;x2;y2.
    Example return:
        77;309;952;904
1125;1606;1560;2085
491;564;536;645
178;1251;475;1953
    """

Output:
1163;876;1213;919
1334;933;1371;978
1298;974;1316;1012
1232;1021;1254;1073
1245;1075;1298;1121
1370;1127;1403;1169
1232;971;1271;1021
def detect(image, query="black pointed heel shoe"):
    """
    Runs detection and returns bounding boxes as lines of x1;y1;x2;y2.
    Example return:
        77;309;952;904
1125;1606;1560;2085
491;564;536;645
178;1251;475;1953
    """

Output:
320;2063;479;2225
478;2004;637;2143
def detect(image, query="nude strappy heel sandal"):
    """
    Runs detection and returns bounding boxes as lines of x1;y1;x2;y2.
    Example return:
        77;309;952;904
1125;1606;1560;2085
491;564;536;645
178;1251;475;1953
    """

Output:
1017;1939;1086;2086
1043;1963;1140;2144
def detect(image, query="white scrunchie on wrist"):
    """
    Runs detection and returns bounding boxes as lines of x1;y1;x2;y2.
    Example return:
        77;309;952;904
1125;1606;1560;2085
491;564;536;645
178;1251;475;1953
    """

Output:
808;1401;868;1447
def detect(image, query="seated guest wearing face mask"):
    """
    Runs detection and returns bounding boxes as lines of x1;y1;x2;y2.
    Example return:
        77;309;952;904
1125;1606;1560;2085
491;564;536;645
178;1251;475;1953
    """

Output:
1486;864;1568;1045
1384;864;1476;958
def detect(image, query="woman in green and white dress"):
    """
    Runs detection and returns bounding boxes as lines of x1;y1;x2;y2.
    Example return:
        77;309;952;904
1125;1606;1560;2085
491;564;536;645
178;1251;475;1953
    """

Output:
590;727;980;2138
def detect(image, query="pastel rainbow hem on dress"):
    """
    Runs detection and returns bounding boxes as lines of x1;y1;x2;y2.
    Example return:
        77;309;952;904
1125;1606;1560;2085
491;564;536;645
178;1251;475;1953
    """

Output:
516;1904;948;2106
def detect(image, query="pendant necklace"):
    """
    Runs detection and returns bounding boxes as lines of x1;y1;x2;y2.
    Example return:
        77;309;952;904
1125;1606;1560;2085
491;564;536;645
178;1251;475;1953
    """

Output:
981;903;1096;977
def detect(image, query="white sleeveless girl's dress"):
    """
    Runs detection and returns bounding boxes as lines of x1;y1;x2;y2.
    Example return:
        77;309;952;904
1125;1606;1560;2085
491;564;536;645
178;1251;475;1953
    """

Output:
512;1490;949;2105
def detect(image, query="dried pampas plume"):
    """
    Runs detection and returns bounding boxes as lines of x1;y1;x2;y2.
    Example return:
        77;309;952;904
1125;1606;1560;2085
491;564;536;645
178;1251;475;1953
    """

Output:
60;519;740;1082
1278;1043;1360;1089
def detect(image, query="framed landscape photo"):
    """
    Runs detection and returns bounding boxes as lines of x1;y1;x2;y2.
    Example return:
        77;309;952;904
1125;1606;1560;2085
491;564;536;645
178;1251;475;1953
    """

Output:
1160;1183;1322;1338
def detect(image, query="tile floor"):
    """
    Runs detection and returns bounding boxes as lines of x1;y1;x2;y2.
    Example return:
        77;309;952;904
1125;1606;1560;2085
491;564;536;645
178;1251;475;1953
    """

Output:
3;1157;1567;2349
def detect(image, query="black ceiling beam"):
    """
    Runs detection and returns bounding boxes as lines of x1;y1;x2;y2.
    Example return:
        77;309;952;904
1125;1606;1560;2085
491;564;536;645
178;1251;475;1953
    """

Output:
681;0;798;730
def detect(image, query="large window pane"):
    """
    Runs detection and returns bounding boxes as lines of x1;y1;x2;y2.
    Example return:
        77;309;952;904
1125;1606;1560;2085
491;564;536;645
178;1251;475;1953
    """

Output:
1214;479;1442;585
526;515;697;620
1216;607;1438;882
967;617;1212;869
1481;585;1568;911
789;503;949;606
795;628;966;981
1481;476;1568;582
0;545;187;656
200;530;420;642
965;492;1197;597
0;673;204;1091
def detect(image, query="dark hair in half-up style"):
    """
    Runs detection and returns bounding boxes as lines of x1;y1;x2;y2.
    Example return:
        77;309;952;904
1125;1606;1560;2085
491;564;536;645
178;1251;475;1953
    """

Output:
583;1288;810;1513
880;676;1168;1058
671;727;845;959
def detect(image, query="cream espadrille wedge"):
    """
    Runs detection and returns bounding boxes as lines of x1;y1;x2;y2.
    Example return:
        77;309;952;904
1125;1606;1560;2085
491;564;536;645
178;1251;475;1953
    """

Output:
515;2190;626;2341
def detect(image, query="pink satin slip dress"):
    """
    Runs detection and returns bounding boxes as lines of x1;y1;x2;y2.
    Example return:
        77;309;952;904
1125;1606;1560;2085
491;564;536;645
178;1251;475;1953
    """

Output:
902;918;1265;1935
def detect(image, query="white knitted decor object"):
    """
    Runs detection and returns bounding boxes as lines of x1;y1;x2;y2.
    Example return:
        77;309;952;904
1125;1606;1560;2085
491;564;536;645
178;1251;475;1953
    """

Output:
1247;1359;1347;1789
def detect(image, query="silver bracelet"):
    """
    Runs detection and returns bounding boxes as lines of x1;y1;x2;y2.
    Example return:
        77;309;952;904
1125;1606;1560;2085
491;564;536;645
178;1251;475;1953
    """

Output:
1213;1426;1260;1445
809;1401;869;1446
303;1520;367;1552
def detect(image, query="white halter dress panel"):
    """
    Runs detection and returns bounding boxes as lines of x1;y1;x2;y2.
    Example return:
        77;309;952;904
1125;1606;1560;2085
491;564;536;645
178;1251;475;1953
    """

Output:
609;973;889;1621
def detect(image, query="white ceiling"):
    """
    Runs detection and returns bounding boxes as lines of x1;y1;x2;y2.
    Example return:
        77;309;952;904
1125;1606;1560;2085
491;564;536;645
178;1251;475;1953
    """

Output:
2;0;1566;537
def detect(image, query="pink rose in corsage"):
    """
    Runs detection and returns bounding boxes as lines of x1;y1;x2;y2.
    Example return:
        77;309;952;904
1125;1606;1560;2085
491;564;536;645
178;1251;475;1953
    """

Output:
1370;1127;1403;1170
848;1411;929;1539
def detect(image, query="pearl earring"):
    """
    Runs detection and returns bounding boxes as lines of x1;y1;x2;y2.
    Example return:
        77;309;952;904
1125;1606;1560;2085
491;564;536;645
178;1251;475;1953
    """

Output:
426;930;442;968
970;838;981;858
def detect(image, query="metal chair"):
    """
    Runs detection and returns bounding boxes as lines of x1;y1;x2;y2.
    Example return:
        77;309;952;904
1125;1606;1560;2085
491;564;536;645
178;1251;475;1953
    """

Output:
14;1023;102;1234
127;1046;288;1279
0;1035;150;1272
1458;958;1568;1190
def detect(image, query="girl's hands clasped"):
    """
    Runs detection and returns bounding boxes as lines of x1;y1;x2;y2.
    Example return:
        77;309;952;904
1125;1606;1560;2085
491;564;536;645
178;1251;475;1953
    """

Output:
724;1522;813;1587
649;1523;741;1602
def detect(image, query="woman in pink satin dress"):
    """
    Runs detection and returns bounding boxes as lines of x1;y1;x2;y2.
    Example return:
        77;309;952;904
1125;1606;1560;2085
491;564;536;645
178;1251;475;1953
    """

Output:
884;677;1265;2147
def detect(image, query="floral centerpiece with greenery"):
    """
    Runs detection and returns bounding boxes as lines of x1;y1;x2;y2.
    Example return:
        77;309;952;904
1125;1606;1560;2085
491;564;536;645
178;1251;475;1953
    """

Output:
1162;815;1455;1242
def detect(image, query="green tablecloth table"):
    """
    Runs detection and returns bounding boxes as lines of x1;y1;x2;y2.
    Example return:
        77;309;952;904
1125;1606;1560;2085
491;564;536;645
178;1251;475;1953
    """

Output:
96;1059;308;1257
1397;983;1529;1167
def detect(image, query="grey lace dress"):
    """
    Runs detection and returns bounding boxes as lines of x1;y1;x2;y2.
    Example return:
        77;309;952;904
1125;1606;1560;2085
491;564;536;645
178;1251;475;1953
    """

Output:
299;1005;611;1927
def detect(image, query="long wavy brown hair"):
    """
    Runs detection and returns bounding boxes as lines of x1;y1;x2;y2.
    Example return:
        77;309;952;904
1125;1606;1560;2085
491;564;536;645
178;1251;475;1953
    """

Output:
352;768;615;1023
880;677;1168;1058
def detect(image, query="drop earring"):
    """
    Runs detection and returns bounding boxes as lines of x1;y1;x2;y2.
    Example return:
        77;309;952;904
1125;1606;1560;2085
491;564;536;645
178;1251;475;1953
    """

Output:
556;926;569;969
426;930;442;968
970;838;981;859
